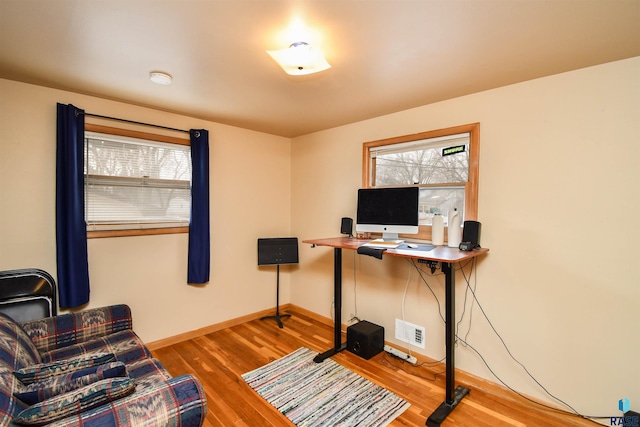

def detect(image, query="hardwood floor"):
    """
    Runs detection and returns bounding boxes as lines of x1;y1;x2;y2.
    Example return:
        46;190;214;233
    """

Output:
151;306;599;427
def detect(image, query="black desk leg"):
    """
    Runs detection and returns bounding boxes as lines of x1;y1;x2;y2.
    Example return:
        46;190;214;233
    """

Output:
426;261;469;426
314;247;347;362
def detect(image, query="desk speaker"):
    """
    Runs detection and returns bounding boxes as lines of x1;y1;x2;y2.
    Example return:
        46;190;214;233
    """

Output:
341;217;353;237
346;320;384;360
461;221;481;249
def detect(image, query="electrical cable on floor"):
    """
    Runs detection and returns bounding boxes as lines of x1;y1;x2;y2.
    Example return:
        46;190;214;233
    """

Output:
453;336;614;422
454;261;617;422
456;258;477;342
347;248;611;423
458;276;584;414
410;259;446;324
400;261;413;357
379;352;445;382
349;250;361;323
406;257;609;423
381;262;447;378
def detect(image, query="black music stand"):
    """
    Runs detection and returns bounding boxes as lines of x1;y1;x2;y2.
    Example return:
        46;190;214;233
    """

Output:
257;237;299;328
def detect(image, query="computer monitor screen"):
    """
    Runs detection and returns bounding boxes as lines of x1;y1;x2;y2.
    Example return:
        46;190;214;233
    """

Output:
356;187;419;241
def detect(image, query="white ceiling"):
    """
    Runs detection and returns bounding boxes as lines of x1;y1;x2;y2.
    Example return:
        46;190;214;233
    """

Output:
1;0;638;137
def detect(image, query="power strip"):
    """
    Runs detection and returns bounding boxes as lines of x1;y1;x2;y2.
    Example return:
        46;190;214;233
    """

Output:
384;345;417;364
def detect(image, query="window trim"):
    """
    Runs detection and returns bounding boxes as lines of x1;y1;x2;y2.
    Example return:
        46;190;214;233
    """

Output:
362;123;480;241
84;124;190;239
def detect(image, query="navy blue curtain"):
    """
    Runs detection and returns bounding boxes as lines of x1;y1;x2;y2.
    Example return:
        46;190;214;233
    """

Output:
188;129;210;284
56;103;90;307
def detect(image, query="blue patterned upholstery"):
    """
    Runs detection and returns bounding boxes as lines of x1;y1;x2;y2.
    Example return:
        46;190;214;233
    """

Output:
19;305;134;354
13;353;116;385
0;305;207;427
13;377;136;425
0;313;34;424
14;361;128;405
38;330;152;365
44;375;207;427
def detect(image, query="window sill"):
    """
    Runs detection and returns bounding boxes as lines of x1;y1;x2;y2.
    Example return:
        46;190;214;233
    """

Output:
87;227;189;239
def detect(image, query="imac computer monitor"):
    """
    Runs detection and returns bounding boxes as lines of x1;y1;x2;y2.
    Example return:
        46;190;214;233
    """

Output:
356;187;419;241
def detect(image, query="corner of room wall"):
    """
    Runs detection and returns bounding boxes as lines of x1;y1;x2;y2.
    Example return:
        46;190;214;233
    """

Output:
289;57;640;417
0;78;294;343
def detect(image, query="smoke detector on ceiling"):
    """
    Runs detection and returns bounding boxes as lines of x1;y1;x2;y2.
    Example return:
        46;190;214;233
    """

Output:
149;71;172;85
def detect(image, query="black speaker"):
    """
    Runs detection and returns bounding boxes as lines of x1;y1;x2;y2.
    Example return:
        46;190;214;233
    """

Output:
461;221;481;249
346;320;384;360
341;217;353;237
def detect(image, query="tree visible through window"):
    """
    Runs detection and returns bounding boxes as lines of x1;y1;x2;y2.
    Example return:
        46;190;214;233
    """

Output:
84;124;191;238
363;123;479;241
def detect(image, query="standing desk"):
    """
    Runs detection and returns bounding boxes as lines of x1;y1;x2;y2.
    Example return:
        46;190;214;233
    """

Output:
303;237;489;426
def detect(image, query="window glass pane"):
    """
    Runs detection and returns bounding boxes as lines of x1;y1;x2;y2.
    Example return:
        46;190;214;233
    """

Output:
84;132;191;230
418;187;465;225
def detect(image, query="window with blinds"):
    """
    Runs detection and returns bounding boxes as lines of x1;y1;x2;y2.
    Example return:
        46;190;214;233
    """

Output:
363;123;479;240
370;133;470;187
84;130;191;233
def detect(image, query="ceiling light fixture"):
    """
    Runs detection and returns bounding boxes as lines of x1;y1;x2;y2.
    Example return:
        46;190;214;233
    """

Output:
267;42;331;76
149;71;172;85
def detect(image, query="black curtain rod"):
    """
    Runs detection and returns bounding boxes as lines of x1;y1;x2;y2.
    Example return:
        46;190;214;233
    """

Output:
82;112;190;134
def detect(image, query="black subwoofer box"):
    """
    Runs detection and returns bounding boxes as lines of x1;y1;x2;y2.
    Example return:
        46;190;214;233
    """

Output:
346;320;384;360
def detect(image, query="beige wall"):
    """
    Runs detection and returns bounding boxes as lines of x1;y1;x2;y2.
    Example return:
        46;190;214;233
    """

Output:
1;56;638;418
291;57;640;417
0;78;292;342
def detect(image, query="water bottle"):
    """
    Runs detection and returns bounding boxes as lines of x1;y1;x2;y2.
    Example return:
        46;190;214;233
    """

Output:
432;214;444;245
447;208;462;248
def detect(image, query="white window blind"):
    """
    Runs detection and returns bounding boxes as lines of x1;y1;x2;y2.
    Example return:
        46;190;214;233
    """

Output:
369;133;470;157
370;132;470;187
84;131;191;231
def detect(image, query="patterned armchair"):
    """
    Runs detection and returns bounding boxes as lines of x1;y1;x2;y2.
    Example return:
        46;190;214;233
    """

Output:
0;304;207;426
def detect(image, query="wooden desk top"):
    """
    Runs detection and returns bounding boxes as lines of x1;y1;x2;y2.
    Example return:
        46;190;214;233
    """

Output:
302;237;489;263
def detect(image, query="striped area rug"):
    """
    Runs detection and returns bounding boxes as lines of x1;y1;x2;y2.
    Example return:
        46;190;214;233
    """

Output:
242;347;410;427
